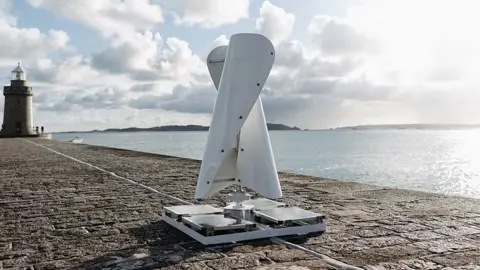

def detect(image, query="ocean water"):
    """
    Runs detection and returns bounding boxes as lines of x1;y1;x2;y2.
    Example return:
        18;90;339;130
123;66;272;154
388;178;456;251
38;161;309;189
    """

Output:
54;130;480;199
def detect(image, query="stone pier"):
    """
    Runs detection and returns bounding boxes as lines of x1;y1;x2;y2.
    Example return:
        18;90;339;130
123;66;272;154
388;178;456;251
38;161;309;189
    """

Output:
0;138;479;269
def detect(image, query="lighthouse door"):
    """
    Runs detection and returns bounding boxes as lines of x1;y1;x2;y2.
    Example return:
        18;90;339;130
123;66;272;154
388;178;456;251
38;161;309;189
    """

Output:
15;122;21;134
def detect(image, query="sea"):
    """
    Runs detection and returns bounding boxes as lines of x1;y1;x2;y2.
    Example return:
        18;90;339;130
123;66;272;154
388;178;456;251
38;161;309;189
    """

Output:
54;129;480;199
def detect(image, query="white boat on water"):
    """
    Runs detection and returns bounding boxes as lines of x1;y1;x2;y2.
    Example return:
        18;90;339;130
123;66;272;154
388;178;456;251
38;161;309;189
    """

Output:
70;137;83;143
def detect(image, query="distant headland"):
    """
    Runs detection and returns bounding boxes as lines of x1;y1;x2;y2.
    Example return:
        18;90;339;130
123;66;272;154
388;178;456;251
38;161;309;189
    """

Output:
59;123;480;134
63;123;301;133
330;124;480;130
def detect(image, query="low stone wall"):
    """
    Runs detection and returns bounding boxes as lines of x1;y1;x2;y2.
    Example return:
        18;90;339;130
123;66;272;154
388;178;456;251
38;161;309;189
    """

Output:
38;133;52;140
0;133;51;139
0;134;39;138
0;138;479;269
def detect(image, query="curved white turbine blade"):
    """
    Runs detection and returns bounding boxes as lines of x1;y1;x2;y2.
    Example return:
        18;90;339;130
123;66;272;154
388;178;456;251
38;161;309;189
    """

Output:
206;44;281;198
195;33;276;199
207;45;228;90
201;45;238;192
237;97;282;199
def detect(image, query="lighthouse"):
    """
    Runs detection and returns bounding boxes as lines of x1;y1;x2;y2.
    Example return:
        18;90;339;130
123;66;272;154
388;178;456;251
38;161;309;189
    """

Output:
2;63;35;137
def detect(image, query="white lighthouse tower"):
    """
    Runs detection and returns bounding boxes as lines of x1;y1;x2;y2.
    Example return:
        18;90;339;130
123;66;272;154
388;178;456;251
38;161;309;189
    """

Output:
2;63;35;137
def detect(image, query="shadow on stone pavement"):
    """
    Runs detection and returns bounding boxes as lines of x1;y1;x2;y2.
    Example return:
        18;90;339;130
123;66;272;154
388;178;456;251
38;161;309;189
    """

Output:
70;220;284;270
70;220;200;269
277;231;326;245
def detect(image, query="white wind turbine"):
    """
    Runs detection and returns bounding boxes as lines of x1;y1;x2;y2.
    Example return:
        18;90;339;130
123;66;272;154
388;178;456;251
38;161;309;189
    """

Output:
162;33;326;245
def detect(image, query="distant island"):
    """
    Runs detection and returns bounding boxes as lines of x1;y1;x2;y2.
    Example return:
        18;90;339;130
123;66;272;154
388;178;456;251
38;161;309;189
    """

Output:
61;123;480;133
332;124;480;130
63;123;301;133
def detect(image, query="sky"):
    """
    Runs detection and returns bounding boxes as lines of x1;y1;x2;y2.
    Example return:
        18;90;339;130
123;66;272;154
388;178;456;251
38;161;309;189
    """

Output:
1;0;480;132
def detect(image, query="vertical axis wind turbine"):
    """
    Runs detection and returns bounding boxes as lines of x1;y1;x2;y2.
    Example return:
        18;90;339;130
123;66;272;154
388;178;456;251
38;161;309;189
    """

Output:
195;33;282;201
162;33;326;245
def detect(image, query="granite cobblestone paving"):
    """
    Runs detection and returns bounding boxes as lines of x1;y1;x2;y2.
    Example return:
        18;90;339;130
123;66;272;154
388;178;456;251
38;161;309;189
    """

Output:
1;138;479;269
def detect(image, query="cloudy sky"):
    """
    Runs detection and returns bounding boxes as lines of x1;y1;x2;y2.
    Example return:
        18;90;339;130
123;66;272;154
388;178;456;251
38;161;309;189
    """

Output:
1;0;480;132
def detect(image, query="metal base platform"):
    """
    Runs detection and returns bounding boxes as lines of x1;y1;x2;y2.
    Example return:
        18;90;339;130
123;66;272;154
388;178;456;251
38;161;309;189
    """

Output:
242;198;287;210
162;198;326;245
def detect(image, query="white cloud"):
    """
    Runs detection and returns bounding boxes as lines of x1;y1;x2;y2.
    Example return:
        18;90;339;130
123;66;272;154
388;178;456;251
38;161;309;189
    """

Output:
3;0;480;131
29;56;98;85
210;35;229;50
91;31;206;85
9;28;210;131
255;1;295;45
257;0;480;127
91;31;163;74
26;0;164;37
36;86;130;112
344;0;480;86
0;0;69;67
0;0;16;25
307;15;378;56
162;0;250;28
151;37;206;81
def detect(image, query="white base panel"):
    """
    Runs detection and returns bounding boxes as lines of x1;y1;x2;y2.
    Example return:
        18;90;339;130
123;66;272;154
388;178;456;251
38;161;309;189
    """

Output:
162;214;326;245
162;198;326;245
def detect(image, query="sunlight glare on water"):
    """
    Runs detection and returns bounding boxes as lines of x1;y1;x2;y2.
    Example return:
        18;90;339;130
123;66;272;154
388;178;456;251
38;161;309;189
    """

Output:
437;130;480;198
54;129;480;199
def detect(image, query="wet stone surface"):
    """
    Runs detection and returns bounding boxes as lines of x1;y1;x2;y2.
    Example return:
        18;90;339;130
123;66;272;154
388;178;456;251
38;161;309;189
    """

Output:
0;138;479;269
